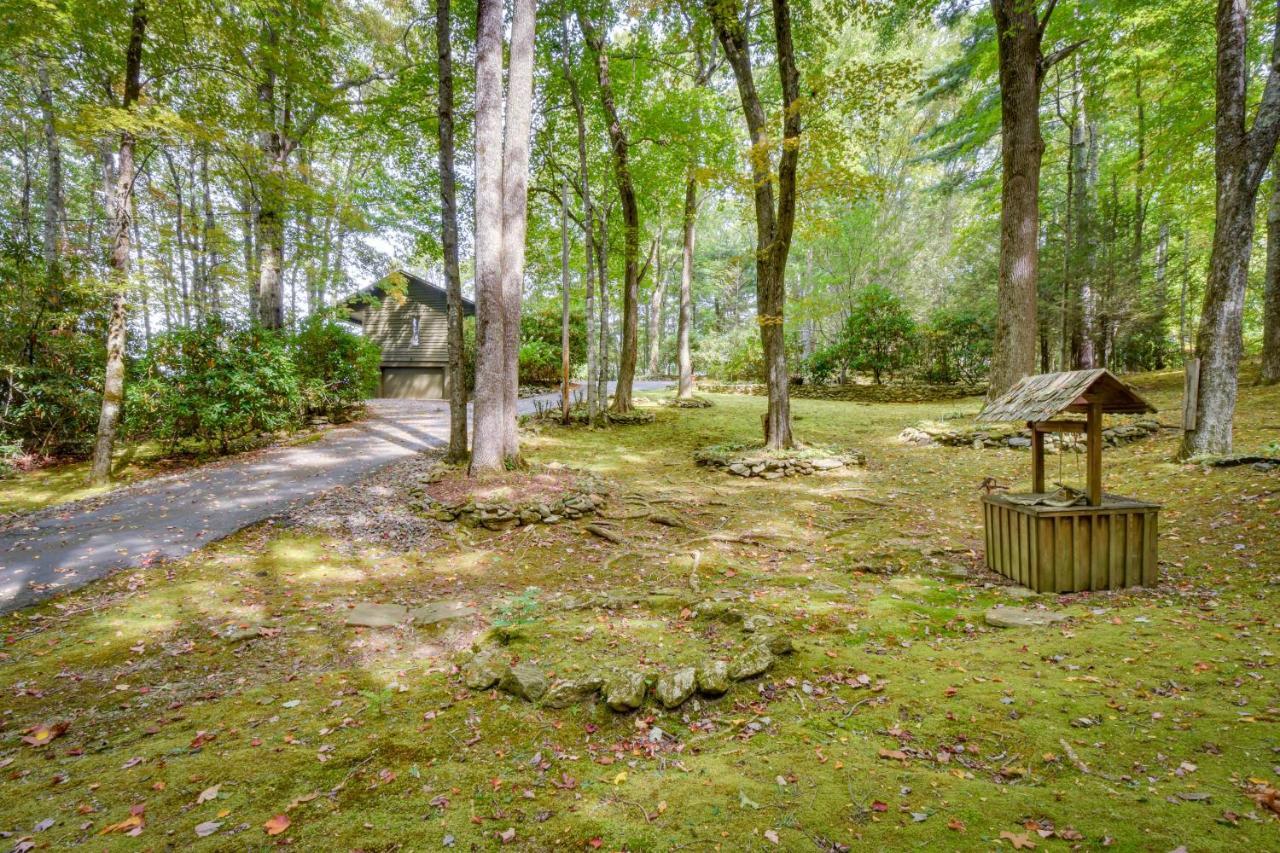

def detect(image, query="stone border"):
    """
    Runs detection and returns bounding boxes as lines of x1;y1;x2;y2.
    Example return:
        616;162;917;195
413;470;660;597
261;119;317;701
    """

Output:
694;443;866;479
414;489;605;530
899;419;1164;451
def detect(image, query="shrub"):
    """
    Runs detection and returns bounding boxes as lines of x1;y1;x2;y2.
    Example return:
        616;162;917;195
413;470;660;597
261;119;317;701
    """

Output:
519;304;586;384
292;314;381;421
127;320;301;452
919;305;992;385
830;284;918;384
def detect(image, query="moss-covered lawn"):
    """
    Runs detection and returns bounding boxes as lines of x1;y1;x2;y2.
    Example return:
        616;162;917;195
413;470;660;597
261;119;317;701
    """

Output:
0;369;1276;850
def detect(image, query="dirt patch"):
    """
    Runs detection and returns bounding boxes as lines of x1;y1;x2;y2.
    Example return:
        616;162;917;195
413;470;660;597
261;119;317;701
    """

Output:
422;465;582;505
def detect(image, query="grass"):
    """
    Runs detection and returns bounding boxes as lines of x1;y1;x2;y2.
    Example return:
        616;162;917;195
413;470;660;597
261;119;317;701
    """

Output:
0;369;1277;850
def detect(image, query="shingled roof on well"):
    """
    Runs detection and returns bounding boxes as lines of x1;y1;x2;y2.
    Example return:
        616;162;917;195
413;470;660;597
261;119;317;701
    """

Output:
977;369;1157;423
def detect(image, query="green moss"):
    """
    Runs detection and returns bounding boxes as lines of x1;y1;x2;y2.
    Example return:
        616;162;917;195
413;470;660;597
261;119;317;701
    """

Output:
1;373;1278;848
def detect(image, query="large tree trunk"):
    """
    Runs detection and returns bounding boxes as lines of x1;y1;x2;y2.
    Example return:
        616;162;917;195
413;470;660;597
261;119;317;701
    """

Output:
1181;0;1280;456
706;0;800;448
579;13;639;413
561;16;599;423
1264;159;1280;384
596;204;610;407
1078;119;1100;368
560;174;572;423
677;176;696;399
437;0;468;459
500;0;537;460
988;0;1066;396
1154;220;1170;369
90;0;145;485
254;21;286;330
470;0;506;473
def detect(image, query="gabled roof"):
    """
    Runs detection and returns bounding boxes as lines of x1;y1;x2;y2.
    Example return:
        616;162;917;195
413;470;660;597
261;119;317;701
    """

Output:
342;269;475;321
977;369;1156;423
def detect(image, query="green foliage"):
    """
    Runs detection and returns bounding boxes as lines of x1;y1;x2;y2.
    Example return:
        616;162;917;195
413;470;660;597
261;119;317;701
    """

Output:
291;314;381;422
697;325;764;383
817;285;917;385
919;305;992;385
519;304;586;384
126;321;302;452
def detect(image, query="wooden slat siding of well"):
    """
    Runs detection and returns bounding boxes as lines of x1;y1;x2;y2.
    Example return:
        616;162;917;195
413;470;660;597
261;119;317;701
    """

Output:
1008;508;1020;583
1142;510;1159;587
983;501;993;571
1074;514;1091;591
1125;513;1142;587
1091;514;1108;591
1055;516;1073;592
1109;513;1125;589
1016;512;1028;586
1038;516;1055;592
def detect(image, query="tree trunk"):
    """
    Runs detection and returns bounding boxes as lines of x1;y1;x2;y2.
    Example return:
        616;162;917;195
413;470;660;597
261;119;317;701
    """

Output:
677;176;696;399
646;228;665;377
579;12;639;413
1153;221;1169;369
560;175;573;422
90;0;145;485
706;0;800;448
255;21;286;330
165;150;191;327
1181;0;1280;456
561;15;599;423
1261;153;1280;384
988;0;1051;397
37;56;67;300
470;0;506;473
596;204;610;408
1079;119;1100;368
500;0;537;460
437;0;468;460
201;144;220;316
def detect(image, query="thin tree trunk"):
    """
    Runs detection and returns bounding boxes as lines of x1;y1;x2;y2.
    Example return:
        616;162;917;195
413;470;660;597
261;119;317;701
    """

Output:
499;0;537;460
596;204;610;407
37;56;67;301
579;12;639;413
1154;221;1169;369
201;143;220;316
988;0;1066;396
1079;119;1100;368
677;176;696;398
560;174;572;422
469;0;507;473
90;0;145;485
1262;154;1280;384
165;151;191;327
561;15;598;423
437;0;468;459
706;0;800;448
1182;0;1280;456
1179;224;1190;361
255;22;286;330
646;227;665;377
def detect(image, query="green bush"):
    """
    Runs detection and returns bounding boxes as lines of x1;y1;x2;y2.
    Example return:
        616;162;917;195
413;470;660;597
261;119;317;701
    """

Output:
292;314;381;421
519;303;586;384
919;305;992;385
816;285;917;385
127;320;301;452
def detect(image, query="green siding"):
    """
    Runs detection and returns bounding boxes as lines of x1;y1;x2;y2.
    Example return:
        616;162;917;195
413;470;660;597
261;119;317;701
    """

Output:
363;278;450;367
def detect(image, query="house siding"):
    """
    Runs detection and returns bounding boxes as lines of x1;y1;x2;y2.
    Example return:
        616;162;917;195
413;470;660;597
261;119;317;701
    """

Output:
362;278;451;366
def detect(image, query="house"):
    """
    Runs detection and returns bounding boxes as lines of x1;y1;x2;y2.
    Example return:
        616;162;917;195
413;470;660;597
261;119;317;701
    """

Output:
343;270;475;399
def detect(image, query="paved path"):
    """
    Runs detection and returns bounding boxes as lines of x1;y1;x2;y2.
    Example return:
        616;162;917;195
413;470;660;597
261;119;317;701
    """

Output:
0;382;670;614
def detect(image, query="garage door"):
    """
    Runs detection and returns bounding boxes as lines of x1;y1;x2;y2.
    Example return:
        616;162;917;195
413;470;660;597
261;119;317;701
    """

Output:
380;367;446;399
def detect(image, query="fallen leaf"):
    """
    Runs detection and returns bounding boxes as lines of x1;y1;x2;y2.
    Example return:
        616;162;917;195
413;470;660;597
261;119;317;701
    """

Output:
263;814;290;836
877;748;908;762
999;831;1035;849
194;820;222;837
947;818;965;832
99;803;145;836
499;827;516;844
21;721;68;748
764;828;780;844
196;784;221;804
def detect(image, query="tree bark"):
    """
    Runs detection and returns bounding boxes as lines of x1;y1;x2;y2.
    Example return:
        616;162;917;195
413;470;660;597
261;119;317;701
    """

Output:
437;0;468;459
988;0;1056;396
706;0;799;448
677;176;696;399
90;0;145;485
596;203;610;407
579;12;639;413
646;228;665;377
1264;157;1280;383
37;56;67;301
1154;220;1169;369
470;0;507;473
560;174;572;422
500;0;537;460
561;15;599;423
255;21;286;330
1181;0;1280;456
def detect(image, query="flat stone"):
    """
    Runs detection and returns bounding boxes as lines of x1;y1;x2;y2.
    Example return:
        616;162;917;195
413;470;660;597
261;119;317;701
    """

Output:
728;463;751;477
410;600;478;626
344;602;410;628
542;675;605;709
654;667;696;709
498;662;548;701
463;648;505;690
984;606;1069;629
742;614;774;633
809;458;844;470
604;670;648;712
762;634;795;656
695;660;730;696
1002;586;1039;600
729;643;774;680
1006;436;1032;448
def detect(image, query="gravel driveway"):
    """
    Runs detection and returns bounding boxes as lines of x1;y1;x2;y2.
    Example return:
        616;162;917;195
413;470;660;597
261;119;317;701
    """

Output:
0;383;669;614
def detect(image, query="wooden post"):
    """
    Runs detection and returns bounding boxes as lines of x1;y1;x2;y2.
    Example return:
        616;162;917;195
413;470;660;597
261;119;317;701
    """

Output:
1086;400;1103;506
1030;420;1045;493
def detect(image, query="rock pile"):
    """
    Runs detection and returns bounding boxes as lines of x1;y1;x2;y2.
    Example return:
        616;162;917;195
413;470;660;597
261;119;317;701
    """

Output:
461;634;795;712
665;397;713;409
697;380;981;403
899;419;1163;451
414;490;605;530
694;442;866;479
